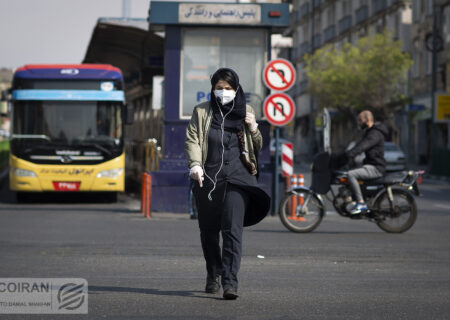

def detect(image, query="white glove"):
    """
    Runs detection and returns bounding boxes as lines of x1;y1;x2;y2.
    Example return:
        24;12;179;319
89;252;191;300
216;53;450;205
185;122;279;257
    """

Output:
189;165;204;188
245;112;258;132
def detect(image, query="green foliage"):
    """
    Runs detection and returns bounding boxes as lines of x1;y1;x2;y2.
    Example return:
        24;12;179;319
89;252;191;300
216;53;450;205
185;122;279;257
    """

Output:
304;31;413;116
0;140;9;169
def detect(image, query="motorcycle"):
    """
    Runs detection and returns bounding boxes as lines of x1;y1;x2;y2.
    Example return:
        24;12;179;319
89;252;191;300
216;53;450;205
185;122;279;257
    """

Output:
279;152;423;233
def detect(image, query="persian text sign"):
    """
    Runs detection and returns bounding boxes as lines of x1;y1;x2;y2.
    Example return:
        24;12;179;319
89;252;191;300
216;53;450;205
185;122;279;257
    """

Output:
179;4;261;25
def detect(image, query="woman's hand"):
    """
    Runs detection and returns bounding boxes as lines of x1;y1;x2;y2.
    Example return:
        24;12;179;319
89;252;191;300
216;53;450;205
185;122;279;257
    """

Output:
189;165;204;188
245;112;258;133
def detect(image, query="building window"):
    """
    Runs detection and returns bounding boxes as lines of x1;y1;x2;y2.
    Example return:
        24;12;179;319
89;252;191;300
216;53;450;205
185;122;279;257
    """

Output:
444;5;450;43
303;22;309;41
412;0;420;22
394;13;400;39
314;13;321;32
412;41;420;78
327;3;336;25
425;50;432;75
342;0;352;16
424;0;433;16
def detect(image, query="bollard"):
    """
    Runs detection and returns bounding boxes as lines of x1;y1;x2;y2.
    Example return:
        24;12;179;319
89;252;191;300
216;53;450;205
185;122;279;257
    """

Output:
290;174;297;219
141;172;152;218
288;173;305;222
299;173;305;205
141;173;146;214
144;173;152;218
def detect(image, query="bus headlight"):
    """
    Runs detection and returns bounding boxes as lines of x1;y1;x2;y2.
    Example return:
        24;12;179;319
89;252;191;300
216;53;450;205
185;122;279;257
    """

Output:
97;168;123;178
12;168;37;177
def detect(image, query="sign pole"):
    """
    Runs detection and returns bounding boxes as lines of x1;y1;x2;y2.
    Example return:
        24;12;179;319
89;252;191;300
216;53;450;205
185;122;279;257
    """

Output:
273;126;280;216
262;58;296;217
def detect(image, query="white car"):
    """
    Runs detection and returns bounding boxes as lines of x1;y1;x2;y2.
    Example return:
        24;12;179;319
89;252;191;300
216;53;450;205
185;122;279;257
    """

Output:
384;142;407;171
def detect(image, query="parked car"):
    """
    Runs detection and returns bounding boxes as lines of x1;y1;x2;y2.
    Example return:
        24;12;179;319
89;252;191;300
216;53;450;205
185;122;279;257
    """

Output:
384;142;407;171
346;141;407;171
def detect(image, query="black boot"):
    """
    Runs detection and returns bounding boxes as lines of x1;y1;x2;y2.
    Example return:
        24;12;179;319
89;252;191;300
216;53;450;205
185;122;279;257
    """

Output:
223;284;238;300
205;275;220;294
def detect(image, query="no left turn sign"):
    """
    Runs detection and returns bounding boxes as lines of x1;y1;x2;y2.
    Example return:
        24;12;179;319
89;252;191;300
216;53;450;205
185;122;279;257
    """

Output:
263;93;295;126
263;59;296;92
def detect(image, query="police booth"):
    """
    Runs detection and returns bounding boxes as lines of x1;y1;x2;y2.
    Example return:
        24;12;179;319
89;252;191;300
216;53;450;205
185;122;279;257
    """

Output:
148;1;289;212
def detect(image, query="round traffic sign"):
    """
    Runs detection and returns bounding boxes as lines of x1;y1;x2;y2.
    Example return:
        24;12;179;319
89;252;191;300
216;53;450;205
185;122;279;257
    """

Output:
263;58;296;92
263;93;295;126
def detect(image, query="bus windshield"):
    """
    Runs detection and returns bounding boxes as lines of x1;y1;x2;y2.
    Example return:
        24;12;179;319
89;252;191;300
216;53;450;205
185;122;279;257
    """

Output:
12;101;123;147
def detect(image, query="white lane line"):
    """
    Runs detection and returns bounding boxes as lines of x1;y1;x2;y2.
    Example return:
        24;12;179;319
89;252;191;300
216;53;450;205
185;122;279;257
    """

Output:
419;186;443;193
434;204;450;210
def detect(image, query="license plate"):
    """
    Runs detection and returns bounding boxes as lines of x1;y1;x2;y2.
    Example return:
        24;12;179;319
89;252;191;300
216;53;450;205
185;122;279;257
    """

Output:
52;181;81;191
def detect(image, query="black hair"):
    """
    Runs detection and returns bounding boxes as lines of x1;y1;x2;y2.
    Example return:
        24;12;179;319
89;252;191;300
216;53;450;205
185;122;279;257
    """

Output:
210;68;238;91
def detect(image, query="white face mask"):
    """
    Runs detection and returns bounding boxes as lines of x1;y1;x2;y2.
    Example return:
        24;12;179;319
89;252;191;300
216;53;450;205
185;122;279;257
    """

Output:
214;89;236;105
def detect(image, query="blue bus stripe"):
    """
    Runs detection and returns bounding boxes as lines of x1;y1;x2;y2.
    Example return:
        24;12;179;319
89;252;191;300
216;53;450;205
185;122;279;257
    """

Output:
12;90;125;102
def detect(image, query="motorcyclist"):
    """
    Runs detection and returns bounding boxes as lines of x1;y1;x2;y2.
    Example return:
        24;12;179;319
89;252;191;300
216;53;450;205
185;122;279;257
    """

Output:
346;110;389;214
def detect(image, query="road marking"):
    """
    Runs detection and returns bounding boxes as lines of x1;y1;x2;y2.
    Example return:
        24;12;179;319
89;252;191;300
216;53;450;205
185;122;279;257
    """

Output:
419;186;443;193
434;204;450;210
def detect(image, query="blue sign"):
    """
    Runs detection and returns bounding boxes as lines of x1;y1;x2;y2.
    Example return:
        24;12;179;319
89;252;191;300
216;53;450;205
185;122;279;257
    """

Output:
408;104;425;112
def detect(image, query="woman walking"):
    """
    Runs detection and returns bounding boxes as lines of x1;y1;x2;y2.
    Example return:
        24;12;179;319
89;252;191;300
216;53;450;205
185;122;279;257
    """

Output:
185;68;270;300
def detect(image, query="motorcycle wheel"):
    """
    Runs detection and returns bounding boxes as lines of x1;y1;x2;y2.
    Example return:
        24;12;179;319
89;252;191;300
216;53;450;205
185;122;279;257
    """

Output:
373;189;417;233
278;190;324;233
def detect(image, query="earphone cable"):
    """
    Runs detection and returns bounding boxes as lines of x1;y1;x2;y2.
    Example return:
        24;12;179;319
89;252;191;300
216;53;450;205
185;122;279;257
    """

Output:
203;92;237;201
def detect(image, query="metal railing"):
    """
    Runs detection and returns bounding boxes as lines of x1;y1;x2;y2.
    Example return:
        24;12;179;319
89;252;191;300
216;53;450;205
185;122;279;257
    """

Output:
145;138;161;172
312;33;322;49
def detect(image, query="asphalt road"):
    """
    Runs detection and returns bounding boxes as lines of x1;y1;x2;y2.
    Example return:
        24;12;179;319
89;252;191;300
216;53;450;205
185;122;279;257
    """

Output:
0;178;449;320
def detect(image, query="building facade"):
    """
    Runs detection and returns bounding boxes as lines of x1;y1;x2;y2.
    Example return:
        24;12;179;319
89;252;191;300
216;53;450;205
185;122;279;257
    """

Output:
285;0;412;159
408;0;450;170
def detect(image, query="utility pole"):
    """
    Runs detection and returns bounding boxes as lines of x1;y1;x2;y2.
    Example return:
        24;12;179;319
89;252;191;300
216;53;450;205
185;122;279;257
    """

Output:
428;0;444;172
309;1;316;159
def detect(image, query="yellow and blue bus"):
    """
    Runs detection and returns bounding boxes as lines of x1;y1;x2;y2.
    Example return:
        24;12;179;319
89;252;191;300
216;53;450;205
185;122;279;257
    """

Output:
10;64;129;201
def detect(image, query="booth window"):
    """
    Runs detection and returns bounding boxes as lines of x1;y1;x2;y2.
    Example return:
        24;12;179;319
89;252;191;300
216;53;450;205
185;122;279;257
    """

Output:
180;28;267;119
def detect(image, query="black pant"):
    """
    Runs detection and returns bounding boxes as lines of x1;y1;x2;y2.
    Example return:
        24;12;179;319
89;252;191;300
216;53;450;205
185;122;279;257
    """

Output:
199;184;248;288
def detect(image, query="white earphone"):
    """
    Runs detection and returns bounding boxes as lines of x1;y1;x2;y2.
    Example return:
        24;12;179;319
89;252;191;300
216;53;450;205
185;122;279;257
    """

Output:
203;86;239;201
